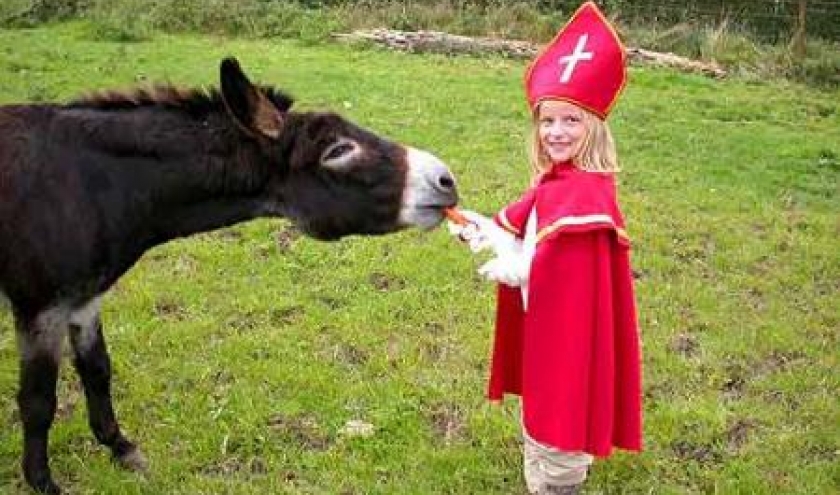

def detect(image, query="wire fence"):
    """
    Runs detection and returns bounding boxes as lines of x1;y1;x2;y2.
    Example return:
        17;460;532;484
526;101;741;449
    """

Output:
536;0;840;42
300;0;840;42
296;0;840;42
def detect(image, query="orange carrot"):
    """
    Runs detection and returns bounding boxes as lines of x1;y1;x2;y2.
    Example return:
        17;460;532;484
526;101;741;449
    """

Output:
444;207;469;226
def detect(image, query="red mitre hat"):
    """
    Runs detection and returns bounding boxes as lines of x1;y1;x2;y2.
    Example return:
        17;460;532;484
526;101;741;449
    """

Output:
525;1;627;119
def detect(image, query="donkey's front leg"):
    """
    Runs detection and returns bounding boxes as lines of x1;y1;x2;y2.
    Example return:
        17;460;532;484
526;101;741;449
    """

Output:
16;310;65;494
69;299;147;473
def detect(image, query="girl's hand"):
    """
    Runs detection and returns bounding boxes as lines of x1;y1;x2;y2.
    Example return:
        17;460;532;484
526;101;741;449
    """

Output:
447;217;480;250
446;208;532;287
478;249;531;288
447;210;519;256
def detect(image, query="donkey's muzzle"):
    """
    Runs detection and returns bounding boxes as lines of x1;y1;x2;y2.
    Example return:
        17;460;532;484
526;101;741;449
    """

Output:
400;147;459;229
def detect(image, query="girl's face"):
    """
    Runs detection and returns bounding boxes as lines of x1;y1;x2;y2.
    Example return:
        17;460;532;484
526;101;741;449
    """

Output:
537;100;587;164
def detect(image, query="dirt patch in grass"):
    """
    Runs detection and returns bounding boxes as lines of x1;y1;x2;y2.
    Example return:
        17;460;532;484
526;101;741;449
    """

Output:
761;389;802;411
643;382;676;402
418;323;450;362
671;440;722;464
722;350;810;402
385;335;401;368
209;228;244;243
225;310;262;331
269;305;305;327
721;375;746;401
267;413;331;451
423;322;445;335
744;286;766;311
426;402;467;444
369;272;406;291
199;456;269;477
668;332;699;358
725;418;756;452
721;360;752;400
805;443;838;463
274;225;301;252
752;350;807;378
421;339;450;363
317;295;345;309
153;297;189;321
331;342;369;367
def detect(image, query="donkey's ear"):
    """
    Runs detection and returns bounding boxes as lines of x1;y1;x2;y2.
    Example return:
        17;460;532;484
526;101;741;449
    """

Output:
220;57;283;139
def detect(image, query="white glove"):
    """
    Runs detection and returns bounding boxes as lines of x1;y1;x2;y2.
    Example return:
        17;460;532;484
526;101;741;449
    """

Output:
447;209;532;287
447;210;519;256
477;246;531;288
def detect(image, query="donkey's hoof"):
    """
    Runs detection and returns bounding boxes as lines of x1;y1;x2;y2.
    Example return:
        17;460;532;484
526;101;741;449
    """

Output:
37;485;61;495
30;477;61;494
116;446;149;473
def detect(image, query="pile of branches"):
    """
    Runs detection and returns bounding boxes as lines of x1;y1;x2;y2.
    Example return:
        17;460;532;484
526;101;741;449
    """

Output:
333;29;727;79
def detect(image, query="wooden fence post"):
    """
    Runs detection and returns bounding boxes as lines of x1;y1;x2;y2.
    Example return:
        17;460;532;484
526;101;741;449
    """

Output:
790;0;808;58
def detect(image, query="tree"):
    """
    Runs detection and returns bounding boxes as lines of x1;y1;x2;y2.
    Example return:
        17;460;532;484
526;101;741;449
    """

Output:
789;0;808;58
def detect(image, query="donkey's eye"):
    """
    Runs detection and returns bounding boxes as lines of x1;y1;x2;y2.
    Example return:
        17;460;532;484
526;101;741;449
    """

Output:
324;143;353;160
321;139;359;169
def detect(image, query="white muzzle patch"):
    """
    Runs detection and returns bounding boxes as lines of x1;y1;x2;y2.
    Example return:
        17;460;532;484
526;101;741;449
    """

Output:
399;147;457;229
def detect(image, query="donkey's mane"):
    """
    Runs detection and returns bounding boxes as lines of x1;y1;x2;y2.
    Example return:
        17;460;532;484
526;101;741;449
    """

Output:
66;84;293;116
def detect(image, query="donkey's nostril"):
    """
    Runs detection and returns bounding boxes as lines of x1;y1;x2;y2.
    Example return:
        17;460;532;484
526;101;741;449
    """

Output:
438;173;455;191
406;147;457;198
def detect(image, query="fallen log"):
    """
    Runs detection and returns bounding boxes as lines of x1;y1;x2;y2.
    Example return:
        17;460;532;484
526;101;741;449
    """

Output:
333;28;727;79
626;47;726;79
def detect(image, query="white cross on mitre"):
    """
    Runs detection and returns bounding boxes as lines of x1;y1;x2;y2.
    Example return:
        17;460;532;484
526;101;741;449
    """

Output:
557;34;595;83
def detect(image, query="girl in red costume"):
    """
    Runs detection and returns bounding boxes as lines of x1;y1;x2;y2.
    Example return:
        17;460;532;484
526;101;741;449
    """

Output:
449;3;642;494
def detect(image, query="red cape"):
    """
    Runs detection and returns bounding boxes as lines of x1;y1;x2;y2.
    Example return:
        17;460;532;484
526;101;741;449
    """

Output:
489;164;642;457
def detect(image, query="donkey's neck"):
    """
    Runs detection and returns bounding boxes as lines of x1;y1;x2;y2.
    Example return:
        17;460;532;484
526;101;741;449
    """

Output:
63;107;282;243
141;148;279;242
151;195;271;241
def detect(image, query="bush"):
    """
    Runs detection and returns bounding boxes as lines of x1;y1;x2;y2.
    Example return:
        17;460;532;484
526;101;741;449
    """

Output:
1;0;837;88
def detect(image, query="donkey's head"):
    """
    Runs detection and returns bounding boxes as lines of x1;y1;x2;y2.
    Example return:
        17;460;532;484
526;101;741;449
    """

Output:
219;58;457;240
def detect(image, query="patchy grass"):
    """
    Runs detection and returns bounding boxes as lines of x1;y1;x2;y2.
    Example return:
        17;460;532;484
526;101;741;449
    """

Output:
0;23;838;494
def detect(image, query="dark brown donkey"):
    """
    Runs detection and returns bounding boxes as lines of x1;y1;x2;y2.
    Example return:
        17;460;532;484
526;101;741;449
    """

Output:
0;57;457;493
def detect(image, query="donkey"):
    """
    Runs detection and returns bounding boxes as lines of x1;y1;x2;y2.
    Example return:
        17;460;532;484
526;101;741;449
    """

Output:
0;57;457;493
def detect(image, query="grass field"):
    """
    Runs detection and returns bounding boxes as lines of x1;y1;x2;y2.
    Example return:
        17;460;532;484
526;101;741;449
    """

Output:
0;22;838;494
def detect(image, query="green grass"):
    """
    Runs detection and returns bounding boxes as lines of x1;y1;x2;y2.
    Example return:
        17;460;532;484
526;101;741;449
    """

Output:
1;22;838;494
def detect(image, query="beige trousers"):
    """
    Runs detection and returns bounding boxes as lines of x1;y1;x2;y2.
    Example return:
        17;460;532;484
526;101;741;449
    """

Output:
523;426;594;493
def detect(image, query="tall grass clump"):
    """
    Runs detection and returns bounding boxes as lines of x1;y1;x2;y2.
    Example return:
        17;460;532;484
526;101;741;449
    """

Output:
80;0;338;43
623;19;840;88
0;0;86;27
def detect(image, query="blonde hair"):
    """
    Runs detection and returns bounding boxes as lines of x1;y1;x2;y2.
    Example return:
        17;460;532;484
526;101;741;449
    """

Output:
528;103;620;180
